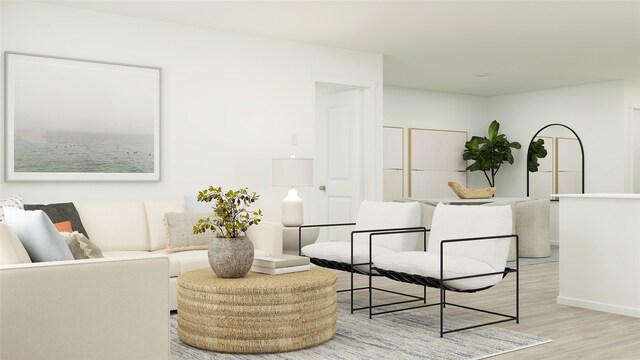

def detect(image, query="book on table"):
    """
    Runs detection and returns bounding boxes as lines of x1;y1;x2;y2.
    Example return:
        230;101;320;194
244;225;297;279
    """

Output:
252;254;310;268
251;264;311;275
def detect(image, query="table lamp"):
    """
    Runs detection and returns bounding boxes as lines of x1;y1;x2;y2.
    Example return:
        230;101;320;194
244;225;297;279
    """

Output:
272;157;313;227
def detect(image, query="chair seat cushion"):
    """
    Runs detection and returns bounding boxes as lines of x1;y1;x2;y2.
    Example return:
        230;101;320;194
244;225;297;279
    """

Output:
373;251;504;291
302;241;394;273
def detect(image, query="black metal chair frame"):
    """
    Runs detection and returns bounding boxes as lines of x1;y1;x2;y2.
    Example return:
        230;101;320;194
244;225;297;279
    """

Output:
297;223;428;313
366;228;519;337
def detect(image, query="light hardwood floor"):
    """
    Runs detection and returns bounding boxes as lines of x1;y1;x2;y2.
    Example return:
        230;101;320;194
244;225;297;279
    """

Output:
335;262;640;359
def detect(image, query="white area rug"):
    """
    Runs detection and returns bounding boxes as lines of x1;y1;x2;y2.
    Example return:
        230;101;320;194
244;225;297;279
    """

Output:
170;293;551;359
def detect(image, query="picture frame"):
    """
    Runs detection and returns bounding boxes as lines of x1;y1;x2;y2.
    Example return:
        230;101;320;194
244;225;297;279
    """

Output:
4;52;161;182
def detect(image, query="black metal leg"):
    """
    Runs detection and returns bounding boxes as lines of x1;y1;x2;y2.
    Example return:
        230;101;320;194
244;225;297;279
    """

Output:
443;289;446;308
440;285;444;338
350;268;354;314
423;285;427;304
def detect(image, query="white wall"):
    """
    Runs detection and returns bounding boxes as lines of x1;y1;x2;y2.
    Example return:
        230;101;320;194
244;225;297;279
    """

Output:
0;2;383;223
383;86;489;193
488;81;626;196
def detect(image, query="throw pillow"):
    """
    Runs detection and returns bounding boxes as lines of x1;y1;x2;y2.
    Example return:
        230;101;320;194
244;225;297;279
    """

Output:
164;212;216;253
184;195;214;213
0;196;25;222
24;202;90;239
60;231;104;260
54;221;73;233
3;207;74;262
0;223;32;265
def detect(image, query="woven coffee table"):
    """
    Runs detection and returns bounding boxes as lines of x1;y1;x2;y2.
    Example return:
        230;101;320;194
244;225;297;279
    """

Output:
177;267;337;354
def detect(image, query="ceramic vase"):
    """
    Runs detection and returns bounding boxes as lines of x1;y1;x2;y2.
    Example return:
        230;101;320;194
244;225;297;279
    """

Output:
208;236;254;278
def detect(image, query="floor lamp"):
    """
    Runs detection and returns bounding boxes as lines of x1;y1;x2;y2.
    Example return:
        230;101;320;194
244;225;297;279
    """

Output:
272;157;313;227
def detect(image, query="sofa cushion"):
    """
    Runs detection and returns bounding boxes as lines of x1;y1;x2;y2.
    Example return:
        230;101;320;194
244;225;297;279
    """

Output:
74;202;149;251
151;248;271;277
3;207;74;262
60;231;104;260
143;201;186;251
184;195;214;213
0;196;24;222
373;251;503;291
0;223;31;264
24;202;90;239
164;212;215;253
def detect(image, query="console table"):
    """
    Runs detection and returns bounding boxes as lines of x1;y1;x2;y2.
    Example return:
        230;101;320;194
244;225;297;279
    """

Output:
177;267;337;353
556;194;640;317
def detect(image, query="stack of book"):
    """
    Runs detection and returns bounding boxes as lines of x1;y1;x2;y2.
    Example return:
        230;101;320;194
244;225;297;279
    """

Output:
251;254;311;275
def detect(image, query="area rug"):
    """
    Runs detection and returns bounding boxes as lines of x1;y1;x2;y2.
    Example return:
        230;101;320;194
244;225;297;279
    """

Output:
170;294;551;360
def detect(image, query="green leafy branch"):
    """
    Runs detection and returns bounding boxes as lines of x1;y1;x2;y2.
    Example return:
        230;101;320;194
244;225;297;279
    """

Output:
193;186;262;239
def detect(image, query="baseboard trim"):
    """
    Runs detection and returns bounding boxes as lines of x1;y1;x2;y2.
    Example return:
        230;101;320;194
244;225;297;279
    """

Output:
556;296;640;318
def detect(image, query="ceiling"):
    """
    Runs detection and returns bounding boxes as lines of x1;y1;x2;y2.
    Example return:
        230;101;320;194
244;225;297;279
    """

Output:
48;1;640;96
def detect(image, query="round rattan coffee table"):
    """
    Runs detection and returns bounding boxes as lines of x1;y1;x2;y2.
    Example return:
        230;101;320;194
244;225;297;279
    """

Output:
177;267;337;354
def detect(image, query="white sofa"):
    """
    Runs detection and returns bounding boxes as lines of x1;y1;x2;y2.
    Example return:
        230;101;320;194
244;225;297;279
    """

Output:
72;201;282;310
0;200;282;360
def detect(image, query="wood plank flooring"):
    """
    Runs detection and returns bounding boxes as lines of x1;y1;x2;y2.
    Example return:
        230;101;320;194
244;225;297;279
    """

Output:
334;262;640;359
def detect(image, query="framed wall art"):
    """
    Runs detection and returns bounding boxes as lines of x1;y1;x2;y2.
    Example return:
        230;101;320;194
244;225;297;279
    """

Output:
4;52;160;182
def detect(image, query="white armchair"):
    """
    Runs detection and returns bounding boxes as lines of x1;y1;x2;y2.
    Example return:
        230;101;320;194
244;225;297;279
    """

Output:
299;200;424;312
371;203;519;337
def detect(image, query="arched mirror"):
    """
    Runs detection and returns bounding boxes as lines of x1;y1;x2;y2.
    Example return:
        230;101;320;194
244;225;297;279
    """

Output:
526;124;584;198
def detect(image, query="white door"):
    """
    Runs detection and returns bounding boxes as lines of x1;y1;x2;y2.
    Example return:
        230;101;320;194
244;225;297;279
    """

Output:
315;87;363;241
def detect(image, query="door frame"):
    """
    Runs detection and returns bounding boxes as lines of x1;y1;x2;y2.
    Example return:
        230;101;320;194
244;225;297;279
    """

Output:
312;76;381;223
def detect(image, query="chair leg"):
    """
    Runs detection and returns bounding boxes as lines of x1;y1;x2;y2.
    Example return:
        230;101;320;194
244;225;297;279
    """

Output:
369;270;373;319
423;285;426;304
440;285;444;338
443;289;446;308
351;268;354;314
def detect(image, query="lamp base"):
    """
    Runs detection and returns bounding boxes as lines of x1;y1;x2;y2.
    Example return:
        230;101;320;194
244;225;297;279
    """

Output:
282;188;304;227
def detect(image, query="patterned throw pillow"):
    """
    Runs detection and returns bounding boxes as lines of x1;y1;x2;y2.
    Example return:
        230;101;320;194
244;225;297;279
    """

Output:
164;212;215;253
60;231;104;260
0;196;25;222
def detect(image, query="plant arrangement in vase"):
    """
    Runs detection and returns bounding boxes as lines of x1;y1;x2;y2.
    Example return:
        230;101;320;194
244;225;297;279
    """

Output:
193;186;262;278
463;120;521;188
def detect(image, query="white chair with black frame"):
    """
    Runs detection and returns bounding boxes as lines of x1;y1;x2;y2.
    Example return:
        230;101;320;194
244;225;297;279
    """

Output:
369;203;519;337
298;200;425;313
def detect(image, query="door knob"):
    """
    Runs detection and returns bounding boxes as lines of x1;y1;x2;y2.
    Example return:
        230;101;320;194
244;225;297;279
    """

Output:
319;185;326;191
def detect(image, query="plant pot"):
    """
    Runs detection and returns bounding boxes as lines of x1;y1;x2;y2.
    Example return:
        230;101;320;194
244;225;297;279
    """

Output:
208;236;254;278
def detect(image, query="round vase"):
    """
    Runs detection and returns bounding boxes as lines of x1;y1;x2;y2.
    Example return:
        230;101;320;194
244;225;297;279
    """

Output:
208;236;254;278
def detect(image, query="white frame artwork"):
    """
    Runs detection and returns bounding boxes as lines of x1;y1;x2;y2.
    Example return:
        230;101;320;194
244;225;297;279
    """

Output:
4;52;161;182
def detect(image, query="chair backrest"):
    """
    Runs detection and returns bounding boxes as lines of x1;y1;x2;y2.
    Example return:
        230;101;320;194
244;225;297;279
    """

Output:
428;203;512;271
353;200;421;252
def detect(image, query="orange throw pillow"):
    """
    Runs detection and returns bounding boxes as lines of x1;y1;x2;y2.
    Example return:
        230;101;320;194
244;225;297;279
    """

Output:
54;221;73;233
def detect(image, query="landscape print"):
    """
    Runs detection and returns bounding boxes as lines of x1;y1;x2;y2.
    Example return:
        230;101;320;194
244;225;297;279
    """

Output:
6;53;160;181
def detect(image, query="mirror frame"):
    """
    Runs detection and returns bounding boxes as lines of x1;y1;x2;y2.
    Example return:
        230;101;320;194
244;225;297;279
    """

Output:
526;123;585;196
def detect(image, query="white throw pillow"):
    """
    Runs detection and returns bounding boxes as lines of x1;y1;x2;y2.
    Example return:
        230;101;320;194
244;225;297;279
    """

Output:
0;196;24;222
3;207;74;262
0;223;32;265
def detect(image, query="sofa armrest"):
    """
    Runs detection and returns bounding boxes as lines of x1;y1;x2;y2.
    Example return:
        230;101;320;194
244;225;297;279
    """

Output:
0;256;169;360
246;221;283;256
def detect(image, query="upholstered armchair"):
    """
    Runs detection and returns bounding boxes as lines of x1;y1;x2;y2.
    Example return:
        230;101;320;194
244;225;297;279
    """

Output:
299;200;423;311
371;203;519;337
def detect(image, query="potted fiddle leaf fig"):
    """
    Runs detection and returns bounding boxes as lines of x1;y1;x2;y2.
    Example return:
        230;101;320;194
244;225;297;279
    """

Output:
463;120;521;187
527;138;548;172
193;186;262;278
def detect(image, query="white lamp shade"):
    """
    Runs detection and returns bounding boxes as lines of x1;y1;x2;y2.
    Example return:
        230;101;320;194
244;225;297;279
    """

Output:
272;158;313;187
